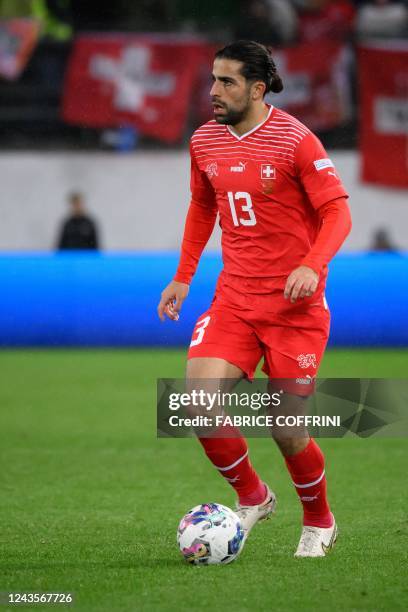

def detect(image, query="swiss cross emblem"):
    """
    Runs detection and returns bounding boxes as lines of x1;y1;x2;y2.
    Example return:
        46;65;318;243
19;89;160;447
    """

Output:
261;164;276;179
89;45;175;117
297;353;317;369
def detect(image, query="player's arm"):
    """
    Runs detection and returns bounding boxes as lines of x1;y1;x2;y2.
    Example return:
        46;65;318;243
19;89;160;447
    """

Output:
284;133;352;303
158;144;218;321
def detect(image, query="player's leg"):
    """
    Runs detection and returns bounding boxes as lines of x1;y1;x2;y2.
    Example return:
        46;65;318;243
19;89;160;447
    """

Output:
261;303;336;555
187;356;268;505
266;388;336;556
264;387;332;529
282;437;337;558
186;305;276;536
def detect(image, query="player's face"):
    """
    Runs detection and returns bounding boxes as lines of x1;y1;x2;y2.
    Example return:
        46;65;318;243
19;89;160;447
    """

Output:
210;58;253;126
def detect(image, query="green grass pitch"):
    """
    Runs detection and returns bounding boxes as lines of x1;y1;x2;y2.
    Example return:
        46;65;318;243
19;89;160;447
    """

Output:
0;349;407;611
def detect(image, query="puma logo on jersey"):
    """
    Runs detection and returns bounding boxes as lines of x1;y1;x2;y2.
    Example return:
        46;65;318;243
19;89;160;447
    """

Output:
230;161;247;172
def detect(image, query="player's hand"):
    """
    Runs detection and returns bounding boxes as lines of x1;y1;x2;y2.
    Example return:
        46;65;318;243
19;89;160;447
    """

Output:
284;266;319;303
157;280;190;321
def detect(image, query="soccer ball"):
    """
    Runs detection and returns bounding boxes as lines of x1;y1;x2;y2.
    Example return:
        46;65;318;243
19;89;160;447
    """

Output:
177;502;244;565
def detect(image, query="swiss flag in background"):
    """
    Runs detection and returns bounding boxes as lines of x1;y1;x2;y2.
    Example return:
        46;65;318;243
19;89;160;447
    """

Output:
359;43;408;188
62;34;206;143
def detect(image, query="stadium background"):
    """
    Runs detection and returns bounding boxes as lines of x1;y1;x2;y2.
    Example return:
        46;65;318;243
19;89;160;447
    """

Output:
0;2;407;611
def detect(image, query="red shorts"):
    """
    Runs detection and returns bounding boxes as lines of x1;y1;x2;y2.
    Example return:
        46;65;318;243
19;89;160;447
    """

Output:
187;272;330;396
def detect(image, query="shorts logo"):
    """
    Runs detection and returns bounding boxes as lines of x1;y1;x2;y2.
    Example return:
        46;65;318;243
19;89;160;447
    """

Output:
297;353;317;369
205;162;218;178
261;164;276;179
314;158;334;171
295;377;313;385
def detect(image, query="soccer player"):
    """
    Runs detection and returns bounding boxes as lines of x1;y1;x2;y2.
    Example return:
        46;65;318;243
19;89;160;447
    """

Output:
158;40;352;557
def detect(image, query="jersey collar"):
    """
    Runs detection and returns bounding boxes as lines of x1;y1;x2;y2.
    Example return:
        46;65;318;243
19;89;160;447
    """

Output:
227;104;273;141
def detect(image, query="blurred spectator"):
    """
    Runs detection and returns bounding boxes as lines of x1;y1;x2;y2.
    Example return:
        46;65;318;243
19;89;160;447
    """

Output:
295;0;356;42
57;192;99;250
264;0;299;45
0;0;72;40
369;228;398;252
356;0;408;40
235;0;291;46
174;0;236;34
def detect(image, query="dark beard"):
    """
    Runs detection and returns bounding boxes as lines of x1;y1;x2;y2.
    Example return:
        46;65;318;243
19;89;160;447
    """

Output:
214;101;250;126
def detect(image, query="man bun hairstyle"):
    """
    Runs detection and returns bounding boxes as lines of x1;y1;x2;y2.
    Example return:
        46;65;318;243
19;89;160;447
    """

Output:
215;40;283;95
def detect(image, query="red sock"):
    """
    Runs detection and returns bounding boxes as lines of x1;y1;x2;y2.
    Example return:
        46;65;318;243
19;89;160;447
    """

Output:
284;438;333;528
198;425;266;506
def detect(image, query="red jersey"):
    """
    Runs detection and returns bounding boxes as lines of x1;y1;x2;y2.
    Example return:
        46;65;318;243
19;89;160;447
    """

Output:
189;105;348;286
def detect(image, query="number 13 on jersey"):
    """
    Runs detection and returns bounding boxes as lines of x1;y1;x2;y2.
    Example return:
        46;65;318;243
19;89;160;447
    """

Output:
227;191;257;227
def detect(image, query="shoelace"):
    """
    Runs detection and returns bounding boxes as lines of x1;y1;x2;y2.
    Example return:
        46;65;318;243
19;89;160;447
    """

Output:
299;527;321;551
235;505;250;519
235;495;273;518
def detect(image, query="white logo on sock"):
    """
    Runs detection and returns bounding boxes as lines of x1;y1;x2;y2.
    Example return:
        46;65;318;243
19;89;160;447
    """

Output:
300;493;320;502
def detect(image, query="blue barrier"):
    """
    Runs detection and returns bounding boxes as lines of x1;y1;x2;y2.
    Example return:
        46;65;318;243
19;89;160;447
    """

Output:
0;252;406;347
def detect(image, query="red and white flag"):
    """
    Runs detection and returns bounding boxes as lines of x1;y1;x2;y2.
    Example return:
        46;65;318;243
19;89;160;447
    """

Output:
359;42;408;188
62;34;206;143
267;40;352;132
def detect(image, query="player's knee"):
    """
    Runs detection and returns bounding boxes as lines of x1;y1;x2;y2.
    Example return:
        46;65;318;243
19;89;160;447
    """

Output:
273;435;309;457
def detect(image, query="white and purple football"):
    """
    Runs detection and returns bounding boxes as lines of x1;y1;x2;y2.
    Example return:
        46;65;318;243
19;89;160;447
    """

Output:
177;502;244;565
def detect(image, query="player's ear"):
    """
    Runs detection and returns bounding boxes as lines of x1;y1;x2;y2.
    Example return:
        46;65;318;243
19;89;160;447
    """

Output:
252;81;266;101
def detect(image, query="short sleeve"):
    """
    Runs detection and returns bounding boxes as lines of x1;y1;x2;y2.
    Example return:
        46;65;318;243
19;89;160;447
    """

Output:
190;141;217;208
295;132;348;210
